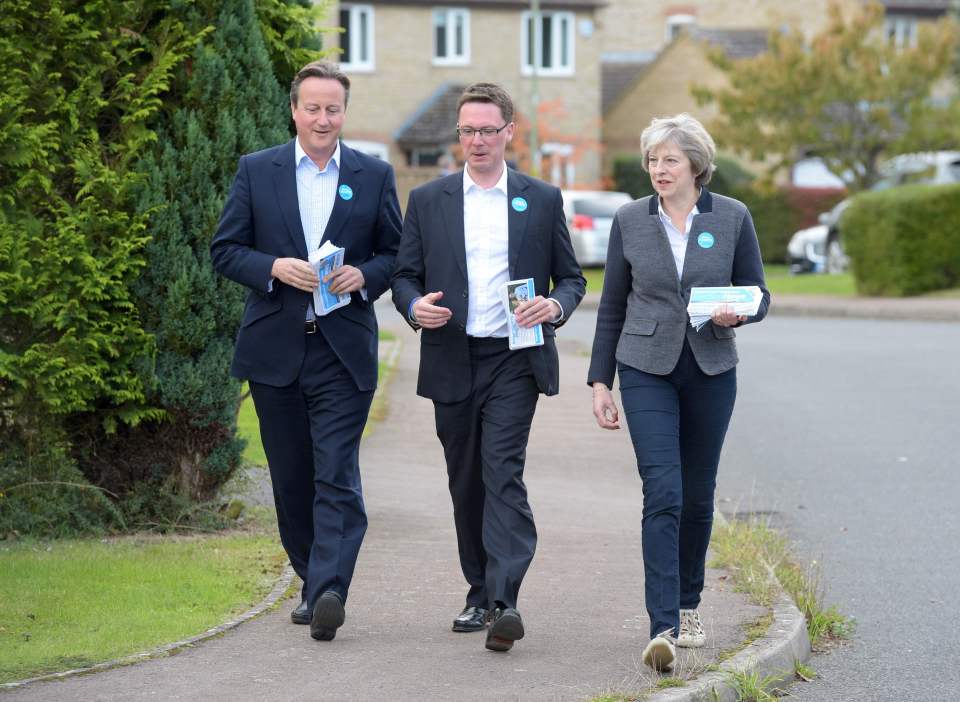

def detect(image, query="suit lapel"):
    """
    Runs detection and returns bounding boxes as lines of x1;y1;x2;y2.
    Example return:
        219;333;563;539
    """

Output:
320;142;360;246
442;173;468;282
272;140;308;259
680;189;715;288
507;170;530;278
647;195;682;287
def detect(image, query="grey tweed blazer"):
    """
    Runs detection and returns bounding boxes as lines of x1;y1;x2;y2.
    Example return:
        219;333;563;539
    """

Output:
587;188;770;387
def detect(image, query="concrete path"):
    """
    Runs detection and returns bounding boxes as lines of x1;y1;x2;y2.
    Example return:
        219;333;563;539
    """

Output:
6;312;766;702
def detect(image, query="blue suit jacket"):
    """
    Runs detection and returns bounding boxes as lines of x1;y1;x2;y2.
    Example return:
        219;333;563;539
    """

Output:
211;140;402;391
391;169;586;403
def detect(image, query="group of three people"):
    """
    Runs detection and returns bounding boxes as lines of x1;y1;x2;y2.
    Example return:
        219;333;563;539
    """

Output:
210;60;769;671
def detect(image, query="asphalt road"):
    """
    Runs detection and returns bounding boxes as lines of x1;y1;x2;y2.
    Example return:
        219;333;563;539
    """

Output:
564;310;960;701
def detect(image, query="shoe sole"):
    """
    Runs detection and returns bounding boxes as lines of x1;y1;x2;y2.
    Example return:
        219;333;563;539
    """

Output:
485;612;525;652
291;613;311;625
677;637;705;648
310;594;345;641
642;638;675;671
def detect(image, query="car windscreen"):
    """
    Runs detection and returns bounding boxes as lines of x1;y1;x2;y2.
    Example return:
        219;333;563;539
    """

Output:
572;197;628;217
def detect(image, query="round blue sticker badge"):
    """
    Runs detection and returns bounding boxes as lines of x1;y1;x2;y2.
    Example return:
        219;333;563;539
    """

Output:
511;197;528;212
697;232;715;249
338;184;354;201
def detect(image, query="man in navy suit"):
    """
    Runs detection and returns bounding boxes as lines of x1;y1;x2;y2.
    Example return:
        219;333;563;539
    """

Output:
211;61;401;642
392;83;585;652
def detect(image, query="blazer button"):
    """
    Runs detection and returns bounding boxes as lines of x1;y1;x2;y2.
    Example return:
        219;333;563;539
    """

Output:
458;323;465;331
462;290;468;298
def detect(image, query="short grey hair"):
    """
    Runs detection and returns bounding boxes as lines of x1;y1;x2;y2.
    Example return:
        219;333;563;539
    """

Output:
290;60;351;107
640;113;716;187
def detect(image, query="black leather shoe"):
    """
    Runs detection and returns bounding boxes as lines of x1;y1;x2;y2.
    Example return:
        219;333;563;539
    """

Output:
310;591;345;641
485;607;524;652
291;599;310;625
452;606;489;632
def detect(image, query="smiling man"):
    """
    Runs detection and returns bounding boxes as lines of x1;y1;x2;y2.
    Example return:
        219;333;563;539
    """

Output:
392;82;585;652
211;61;401;642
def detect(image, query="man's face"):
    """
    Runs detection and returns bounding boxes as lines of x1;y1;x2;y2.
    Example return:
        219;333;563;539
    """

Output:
291;77;347;164
458;101;514;179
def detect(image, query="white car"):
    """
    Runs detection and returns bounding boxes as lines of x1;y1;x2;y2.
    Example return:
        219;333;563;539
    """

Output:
561;190;633;267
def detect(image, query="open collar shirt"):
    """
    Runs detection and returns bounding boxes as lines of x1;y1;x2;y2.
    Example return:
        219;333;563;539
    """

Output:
463;164;510;338
658;194;700;279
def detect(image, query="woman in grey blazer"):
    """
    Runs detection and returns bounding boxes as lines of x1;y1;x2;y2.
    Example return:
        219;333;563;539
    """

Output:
587;114;770;672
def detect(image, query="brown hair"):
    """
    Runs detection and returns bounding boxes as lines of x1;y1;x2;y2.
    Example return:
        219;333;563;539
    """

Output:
456;82;514;124
290;61;351;107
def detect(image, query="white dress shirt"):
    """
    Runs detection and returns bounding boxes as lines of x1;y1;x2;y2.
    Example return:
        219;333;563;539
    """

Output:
658;195;699;278
296;138;340;254
463;165;511;337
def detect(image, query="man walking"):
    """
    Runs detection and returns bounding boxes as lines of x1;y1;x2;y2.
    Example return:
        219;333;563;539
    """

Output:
211;61;401;641
391;83;585;652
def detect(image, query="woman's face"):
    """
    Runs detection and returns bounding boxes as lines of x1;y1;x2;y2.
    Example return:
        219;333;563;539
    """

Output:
648;141;697;202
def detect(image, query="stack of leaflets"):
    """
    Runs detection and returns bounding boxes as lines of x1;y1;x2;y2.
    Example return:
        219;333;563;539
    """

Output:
500;278;544;350
308;241;350;316
687;286;763;331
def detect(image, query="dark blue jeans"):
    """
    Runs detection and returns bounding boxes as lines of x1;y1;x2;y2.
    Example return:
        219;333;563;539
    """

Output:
618;342;736;638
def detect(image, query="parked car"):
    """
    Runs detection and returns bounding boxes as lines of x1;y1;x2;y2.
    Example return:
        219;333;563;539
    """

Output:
561;190;633;267
787;151;960;274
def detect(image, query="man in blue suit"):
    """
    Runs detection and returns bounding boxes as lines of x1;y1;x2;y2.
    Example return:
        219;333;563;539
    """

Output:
392;83;585;652
211;61;401;642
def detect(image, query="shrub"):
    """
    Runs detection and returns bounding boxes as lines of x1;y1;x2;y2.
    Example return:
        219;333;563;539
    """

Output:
841;183;960;296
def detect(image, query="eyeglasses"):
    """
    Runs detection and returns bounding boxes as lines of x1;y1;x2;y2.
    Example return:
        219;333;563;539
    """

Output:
456;124;509;139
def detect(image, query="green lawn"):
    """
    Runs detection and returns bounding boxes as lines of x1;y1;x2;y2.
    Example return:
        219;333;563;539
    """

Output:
0;534;285;683
582;264;857;297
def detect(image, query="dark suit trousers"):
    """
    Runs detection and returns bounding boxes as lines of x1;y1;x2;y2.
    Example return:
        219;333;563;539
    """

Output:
250;331;374;608
433;337;540;611
618;340;737;639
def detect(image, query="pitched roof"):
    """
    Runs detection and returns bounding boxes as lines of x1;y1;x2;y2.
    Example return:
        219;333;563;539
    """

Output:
688;27;769;59
601;59;655;116
395;83;466;147
880;0;952;14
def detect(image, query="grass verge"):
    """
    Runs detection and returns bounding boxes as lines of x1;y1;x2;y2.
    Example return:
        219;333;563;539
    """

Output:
582;264;858;297
0;533;285;684
709;514;854;649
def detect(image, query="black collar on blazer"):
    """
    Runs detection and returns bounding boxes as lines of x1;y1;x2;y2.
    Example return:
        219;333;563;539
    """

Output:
271;139;363;260
647;186;714;215
439;167;533;282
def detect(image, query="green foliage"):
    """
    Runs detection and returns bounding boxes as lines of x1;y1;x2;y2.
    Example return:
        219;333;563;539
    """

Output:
612;155;654;199
76;0;293;510
841;183;960;295
696;3;960;191
256;0;332;89
0;444;123;539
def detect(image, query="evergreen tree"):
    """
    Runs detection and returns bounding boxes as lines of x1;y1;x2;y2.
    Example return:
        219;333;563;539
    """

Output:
77;0;318;517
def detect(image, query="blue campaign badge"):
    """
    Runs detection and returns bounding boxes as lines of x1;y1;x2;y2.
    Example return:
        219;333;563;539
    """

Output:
338;184;354;201
511;197;528;213
697;232;715;249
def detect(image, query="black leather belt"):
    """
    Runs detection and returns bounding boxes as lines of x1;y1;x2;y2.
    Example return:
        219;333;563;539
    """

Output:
305;319;318;334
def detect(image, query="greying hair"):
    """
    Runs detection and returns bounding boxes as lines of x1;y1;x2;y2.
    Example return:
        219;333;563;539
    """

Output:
290;60;351;107
640;113;716;187
457;82;514;124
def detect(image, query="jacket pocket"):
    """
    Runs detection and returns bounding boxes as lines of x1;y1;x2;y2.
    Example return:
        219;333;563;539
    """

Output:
242;298;282;327
622;318;658;336
711;324;736;339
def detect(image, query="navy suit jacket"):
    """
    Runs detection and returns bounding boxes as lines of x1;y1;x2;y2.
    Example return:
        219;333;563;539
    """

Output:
391;169;586;403
211;140;402;391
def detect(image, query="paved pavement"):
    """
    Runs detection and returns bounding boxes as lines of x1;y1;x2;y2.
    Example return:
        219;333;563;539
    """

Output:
7;291;953;701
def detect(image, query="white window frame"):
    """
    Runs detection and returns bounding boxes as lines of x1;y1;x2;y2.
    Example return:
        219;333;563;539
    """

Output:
665;13;696;43
343;140;389;163
885;15;918;49
432;8;471;66
521;11;575;77
340;4;375;71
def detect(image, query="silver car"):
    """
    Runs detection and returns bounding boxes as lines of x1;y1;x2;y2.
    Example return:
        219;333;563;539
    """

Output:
561;190;633;267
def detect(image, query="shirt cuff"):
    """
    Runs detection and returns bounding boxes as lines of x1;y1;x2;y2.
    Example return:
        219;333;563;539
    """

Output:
408;297;422;325
549;297;564;324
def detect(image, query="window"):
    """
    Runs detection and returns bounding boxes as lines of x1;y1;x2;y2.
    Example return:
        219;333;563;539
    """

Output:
433;8;470;65
885;15;918;49
521;11;575;77
344;140;389;163
665;13;696;43
340;4;374;70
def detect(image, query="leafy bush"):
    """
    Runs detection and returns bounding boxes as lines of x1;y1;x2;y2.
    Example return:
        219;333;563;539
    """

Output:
841;184;960;296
